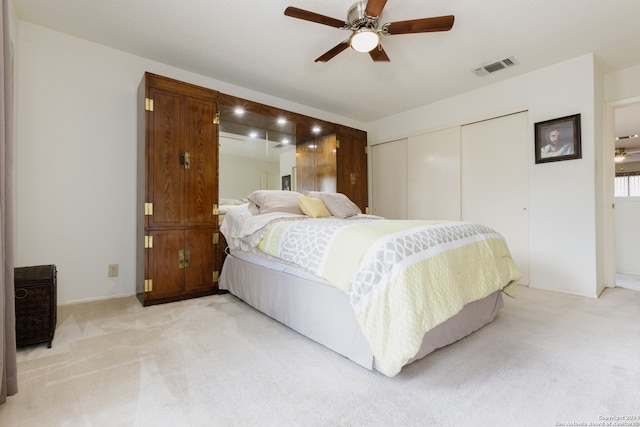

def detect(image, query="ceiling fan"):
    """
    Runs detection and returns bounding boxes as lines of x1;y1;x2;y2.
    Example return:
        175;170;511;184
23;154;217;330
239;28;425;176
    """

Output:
615;147;640;162
284;0;454;62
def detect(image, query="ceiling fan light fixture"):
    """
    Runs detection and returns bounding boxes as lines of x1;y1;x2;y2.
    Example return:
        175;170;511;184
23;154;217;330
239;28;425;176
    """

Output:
615;148;627;162
350;29;380;53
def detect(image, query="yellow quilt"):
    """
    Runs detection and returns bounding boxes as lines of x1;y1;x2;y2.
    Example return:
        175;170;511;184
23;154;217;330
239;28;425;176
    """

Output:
258;218;520;376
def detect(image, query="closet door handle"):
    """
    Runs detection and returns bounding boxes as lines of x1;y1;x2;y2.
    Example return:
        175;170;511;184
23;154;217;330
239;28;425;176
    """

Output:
15;288;28;299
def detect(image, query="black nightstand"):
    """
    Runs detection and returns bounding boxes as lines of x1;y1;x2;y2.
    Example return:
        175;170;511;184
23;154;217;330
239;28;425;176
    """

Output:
14;265;57;348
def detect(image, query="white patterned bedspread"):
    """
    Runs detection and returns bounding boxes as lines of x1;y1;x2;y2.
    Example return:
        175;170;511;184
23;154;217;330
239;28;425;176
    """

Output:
221;205;520;376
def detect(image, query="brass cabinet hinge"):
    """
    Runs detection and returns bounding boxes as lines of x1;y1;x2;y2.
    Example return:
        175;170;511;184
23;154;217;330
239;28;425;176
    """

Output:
144;203;153;216
365;206;369;214
213;271;219;283
350;172;356;185
213;232;219;245
214;111;220;125
213;204;219;215
144;235;153;248
144;279;153;292
145;98;154;112
336;140;340;149
365;146;369;154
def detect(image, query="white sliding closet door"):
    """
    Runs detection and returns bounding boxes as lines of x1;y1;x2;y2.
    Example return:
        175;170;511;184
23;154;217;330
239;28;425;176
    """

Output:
408;127;461;221
371;139;408;219
461;111;529;284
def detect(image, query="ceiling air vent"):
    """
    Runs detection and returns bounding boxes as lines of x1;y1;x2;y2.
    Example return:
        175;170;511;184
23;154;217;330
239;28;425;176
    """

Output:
474;56;518;77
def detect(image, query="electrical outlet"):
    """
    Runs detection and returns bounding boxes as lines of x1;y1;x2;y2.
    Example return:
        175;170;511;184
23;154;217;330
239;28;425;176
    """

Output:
108;264;119;278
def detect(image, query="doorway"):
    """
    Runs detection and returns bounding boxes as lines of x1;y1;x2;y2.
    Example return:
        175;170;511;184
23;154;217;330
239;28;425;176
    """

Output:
611;100;640;291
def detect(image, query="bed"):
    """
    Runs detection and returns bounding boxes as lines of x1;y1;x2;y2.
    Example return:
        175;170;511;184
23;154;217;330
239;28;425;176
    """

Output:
219;190;520;377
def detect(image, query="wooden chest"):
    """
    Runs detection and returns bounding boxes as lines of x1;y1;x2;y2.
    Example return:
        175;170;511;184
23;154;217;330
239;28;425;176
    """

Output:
14;264;57;348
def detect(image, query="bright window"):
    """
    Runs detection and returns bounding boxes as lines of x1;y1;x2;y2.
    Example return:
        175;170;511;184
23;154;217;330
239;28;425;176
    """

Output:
615;173;640;197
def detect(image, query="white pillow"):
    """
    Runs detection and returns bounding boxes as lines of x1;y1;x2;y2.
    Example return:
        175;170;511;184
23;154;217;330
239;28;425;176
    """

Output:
219;198;247;206
305;191;324;199
247;190;304;215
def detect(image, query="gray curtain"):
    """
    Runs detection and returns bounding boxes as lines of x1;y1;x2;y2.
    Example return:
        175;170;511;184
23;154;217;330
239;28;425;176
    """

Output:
0;0;17;404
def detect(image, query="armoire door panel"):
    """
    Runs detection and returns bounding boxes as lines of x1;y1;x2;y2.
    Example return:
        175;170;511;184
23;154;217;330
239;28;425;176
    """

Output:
336;126;368;212
315;134;337;192
184;98;217;227
148;88;184;228
184;228;217;292
148;229;185;299
296;141;316;194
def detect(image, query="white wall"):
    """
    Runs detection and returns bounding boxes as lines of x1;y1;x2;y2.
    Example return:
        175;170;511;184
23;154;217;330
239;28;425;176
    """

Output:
604;64;640;103
368;54;602;297
219;154;264;200
15;22;366;303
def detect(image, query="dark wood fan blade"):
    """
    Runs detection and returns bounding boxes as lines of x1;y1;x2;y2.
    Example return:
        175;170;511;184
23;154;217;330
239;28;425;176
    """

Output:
365;0;388;17
369;45;390;62
315;41;350;62
285;6;347;29
384;15;455;35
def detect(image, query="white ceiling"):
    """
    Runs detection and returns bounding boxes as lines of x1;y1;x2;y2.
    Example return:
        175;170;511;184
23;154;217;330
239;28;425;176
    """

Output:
12;0;640;155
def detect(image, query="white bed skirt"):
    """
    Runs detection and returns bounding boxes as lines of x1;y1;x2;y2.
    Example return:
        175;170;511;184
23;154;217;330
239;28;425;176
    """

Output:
219;253;504;373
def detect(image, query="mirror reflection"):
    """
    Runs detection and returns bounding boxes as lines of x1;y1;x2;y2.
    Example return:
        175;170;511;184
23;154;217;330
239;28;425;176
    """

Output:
219;105;297;200
218;94;337;205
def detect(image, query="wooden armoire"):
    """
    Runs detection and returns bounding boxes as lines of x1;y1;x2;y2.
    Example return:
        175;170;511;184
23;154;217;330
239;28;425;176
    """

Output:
137;73;221;306
137;74;369;305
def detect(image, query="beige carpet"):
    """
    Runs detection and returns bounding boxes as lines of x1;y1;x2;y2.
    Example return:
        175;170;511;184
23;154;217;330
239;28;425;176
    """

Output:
1;285;639;427
617;273;640;292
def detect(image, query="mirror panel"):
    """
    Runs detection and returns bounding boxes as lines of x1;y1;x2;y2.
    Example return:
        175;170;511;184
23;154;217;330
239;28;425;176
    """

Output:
218;93;336;201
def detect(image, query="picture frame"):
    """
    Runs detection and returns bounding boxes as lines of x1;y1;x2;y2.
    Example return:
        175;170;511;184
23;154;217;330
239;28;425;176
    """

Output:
281;174;291;191
534;113;582;164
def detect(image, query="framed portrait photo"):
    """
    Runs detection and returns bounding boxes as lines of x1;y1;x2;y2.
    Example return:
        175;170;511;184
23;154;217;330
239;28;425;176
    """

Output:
534;113;582;164
281;174;291;191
